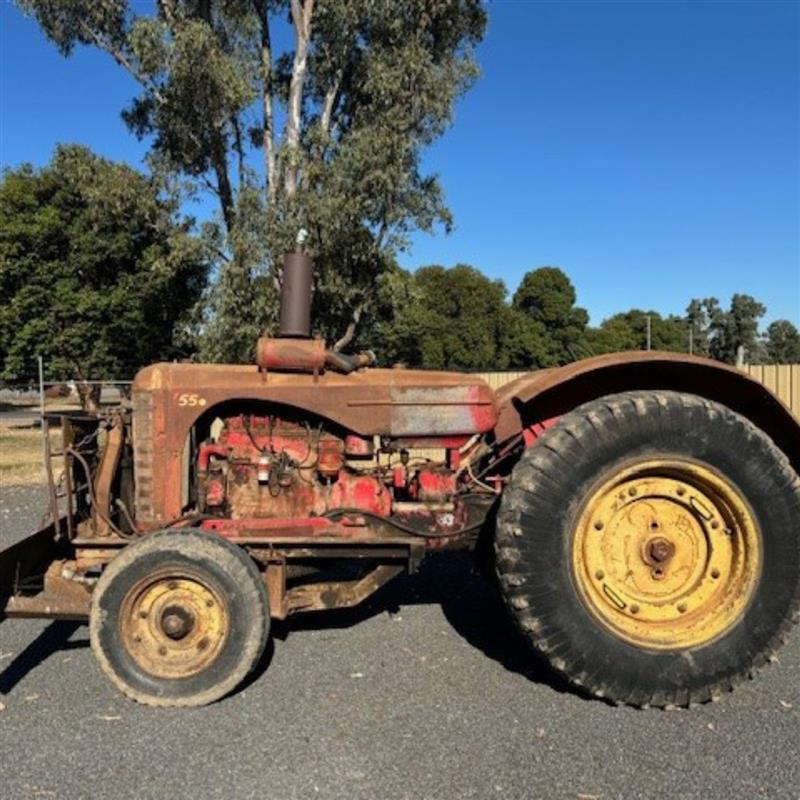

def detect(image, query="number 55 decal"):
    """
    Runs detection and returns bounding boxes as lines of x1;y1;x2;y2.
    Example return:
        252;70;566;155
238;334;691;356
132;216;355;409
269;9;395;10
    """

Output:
177;393;207;407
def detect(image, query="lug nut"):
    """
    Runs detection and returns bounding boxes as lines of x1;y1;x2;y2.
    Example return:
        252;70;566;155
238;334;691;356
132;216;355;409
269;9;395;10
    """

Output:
628;487;638;497
594;521;604;531
158;646;168;655
139;610;148;619
677;603;687;614
711;568;721;579
630;604;640;614
595;570;605;580
206;599;214;608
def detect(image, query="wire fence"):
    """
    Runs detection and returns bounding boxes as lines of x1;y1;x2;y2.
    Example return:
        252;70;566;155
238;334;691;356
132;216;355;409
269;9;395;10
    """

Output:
2;364;799;420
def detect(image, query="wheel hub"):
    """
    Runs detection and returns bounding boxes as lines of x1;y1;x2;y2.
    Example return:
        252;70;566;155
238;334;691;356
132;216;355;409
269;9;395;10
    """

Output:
572;459;761;649
160;605;196;640
119;572;228;679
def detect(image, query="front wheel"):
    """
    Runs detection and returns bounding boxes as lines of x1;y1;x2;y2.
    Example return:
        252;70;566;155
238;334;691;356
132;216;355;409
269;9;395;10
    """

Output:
90;530;270;707
495;390;800;708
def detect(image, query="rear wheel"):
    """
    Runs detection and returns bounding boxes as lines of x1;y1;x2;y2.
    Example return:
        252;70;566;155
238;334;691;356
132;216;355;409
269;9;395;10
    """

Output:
90;530;269;707
495;391;800;707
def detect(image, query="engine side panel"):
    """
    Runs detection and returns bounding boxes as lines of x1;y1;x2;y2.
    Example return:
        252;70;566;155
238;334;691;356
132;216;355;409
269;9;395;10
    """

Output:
130;364;491;526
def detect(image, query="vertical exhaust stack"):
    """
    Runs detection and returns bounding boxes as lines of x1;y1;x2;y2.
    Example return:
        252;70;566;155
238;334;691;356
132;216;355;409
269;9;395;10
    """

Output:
278;235;313;339
257;229;375;373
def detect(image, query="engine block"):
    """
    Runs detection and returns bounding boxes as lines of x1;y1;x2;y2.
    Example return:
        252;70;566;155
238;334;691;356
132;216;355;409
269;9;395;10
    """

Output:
196;414;458;521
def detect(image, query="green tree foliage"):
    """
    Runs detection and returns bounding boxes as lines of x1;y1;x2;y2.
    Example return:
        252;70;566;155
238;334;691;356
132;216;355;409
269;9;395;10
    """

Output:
586;310;688;355
19;0;486;361
685;295;766;364
765;320;800;364
512;267;589;365
374;265;516;370
0;145;208;401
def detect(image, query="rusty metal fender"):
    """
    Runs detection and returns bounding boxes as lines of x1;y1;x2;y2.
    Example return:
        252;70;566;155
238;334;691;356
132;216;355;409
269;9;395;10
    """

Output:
493;351;800;472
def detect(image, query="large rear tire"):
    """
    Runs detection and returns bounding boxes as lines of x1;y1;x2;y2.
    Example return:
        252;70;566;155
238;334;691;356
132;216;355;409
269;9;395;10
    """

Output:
495;390;800;707
90;530;270;707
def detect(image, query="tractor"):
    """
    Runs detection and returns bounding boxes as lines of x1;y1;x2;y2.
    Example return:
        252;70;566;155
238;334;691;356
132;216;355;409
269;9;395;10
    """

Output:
2;246;799;708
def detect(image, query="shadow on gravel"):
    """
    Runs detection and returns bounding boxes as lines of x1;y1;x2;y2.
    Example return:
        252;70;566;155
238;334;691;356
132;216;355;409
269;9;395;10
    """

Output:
1;554;575;702
0;620;87;694
244;551;574;699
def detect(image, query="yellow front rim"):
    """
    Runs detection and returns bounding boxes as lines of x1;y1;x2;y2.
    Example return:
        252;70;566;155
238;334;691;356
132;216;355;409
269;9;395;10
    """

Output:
119;571;229;679
572;459;761;650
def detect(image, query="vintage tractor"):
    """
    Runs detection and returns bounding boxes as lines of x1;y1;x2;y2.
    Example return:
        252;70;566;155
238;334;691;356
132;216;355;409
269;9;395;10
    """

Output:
2;247;799;708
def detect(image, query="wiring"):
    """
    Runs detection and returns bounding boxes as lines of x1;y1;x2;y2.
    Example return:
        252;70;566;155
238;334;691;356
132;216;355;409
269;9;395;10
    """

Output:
321;507;483;539
67;446;137;540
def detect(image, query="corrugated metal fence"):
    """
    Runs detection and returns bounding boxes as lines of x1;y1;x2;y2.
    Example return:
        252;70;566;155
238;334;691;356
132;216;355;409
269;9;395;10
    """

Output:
472;364;800;419
739;364;800;418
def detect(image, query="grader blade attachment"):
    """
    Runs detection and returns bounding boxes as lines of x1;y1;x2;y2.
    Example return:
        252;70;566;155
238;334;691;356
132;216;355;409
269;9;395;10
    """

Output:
0;519;87;621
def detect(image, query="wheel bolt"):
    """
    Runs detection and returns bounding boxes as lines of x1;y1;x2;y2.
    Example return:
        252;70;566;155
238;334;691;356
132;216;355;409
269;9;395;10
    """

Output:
139;610;148;619
168;581;178;590
197;638;209;652
158;646;167;655
711;520;720;530
630;604;640;614
595;570;605;580
206;599;214;608
676;487;686;496
628;487;637;497
711;568;721;579
677;603;687;613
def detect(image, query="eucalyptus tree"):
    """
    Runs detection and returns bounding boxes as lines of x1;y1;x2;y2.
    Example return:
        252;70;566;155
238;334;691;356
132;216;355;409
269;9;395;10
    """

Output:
19;0;486;360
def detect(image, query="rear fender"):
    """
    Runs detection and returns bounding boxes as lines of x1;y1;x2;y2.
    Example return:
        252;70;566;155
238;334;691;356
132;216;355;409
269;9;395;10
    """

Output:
492;352;800;473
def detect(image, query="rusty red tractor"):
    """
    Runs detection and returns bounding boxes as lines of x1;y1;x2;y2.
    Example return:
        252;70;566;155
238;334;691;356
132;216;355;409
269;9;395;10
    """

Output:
2;248;799;708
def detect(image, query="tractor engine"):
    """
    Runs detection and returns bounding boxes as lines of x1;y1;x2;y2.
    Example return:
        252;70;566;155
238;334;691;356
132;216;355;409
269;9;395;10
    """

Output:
196;413;459;522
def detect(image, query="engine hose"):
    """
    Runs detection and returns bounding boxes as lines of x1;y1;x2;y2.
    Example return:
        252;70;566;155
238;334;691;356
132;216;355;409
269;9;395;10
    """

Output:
67;447;137;540
324;350;376;374
321;507;483;539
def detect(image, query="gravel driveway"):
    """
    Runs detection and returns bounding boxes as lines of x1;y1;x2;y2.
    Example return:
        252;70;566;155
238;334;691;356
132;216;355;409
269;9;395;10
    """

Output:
1;484;798;800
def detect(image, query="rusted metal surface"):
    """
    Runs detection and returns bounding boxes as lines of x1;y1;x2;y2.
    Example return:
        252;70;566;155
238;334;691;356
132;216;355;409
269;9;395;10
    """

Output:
132;366;495;526
284;564;404;614
1;521;89;621
3;592;89;620
94;415;125;536
256;337;326;373
0;520;67;612
263;562;288;618
492;351;800;471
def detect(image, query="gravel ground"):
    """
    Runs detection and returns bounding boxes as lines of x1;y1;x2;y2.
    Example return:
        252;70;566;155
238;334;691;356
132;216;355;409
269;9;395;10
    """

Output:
1;484;798;800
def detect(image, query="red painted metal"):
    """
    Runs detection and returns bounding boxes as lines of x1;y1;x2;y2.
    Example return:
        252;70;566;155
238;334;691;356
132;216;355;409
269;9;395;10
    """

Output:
522;416;560;447
414;467;456;503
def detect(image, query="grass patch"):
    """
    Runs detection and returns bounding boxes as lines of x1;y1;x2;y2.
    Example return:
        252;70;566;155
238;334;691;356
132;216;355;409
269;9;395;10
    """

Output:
0;425;62;486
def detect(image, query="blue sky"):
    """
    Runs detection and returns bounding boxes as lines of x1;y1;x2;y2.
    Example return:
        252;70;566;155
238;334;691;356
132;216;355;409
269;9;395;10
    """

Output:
1;0;798;327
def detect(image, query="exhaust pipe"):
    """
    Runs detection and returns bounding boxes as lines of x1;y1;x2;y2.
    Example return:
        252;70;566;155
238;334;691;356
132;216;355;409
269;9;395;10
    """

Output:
278;235;313;338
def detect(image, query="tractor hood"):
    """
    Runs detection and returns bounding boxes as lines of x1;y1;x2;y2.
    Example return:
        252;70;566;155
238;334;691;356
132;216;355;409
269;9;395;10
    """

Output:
132;363;497;438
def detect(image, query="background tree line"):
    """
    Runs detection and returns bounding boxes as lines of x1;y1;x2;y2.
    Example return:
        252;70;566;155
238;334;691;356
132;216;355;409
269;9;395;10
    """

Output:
2;146;798;389
1;1;798;392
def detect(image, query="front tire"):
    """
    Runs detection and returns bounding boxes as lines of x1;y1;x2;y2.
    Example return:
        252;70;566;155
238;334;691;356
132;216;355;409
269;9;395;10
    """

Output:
90;530;270;707
495;391;800;707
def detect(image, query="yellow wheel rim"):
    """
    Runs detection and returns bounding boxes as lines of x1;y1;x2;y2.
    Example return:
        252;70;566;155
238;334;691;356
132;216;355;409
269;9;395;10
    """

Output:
572;458;761;650
119;570;228;679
